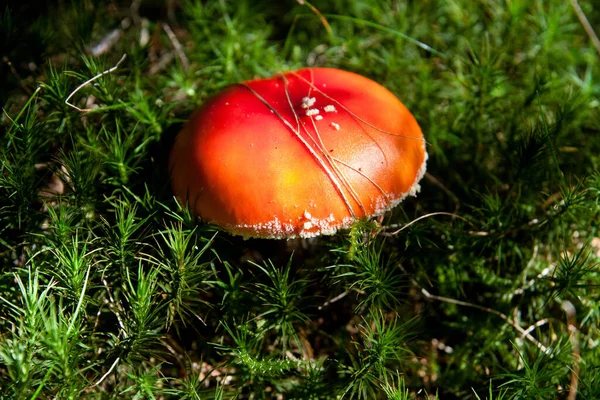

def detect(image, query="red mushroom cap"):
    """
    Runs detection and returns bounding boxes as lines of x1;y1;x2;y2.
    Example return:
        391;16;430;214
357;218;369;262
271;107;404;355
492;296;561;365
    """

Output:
169;68;427;239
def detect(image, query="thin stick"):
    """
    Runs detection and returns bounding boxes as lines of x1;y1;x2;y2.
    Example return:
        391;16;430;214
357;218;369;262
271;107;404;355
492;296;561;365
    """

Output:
323;14;445;57
562;301;580;400
102;278;128;337
89;29;123;56
379;211;475;236
130;0;142;26
3;56;33;95
90;357;120;388
162;23;189;72
297;0;332;36
397;264;550;353
318;290;350;310
513;263;555;296
520;318;548;340
149;52;175;75
521;242;540;287
65;54;127;112
424;173;460;210
570;0;600;57
420;287;550;354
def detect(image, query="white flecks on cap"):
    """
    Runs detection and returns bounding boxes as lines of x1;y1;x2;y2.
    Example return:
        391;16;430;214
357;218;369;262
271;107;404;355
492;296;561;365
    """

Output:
301;97;316;109
305;108;320;116
315;115;323;121
227;147;428;240
331;122;340;131
324;105;337;113
408;183;421;197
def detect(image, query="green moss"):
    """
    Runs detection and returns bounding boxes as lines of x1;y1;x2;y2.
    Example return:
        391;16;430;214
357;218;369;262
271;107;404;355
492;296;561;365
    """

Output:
1;0;599;398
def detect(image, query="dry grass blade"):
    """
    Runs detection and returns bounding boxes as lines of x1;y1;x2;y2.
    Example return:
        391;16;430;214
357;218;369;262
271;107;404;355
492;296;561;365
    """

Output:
162;23;190;72
296;0;332;36
570;0;600;57
419;287;550;354
562;300;581;400
65;54;127;112
380;211;477;236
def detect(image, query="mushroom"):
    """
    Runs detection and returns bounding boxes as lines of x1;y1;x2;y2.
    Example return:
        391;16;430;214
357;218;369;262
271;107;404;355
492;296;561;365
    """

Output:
169;68;427;239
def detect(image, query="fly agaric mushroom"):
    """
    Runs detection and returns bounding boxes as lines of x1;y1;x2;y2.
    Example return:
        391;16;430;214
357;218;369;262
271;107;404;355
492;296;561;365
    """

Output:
169;68;427;239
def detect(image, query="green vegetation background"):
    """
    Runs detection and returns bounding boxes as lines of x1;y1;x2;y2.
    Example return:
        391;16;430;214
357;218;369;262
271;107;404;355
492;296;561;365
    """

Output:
1;0;599;398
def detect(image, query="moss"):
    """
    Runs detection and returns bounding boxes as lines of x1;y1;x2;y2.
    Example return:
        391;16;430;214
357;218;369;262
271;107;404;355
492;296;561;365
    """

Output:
1;0;599;398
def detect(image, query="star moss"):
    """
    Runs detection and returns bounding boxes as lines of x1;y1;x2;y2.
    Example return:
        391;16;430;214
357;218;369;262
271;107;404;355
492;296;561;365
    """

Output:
1;1;599;398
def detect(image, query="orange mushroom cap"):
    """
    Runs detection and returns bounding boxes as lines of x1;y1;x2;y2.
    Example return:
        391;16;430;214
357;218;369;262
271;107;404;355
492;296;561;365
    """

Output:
169;68;427;239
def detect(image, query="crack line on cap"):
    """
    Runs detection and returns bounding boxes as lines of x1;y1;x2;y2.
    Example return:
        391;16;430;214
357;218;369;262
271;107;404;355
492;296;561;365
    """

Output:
282;72;364;219
303;111;367;217
332;157;388;199
291;72;428;145
290;69;366;217
237;81;358;221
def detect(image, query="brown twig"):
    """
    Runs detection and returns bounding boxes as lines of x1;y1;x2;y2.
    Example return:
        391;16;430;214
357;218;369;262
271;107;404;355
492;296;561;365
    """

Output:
379;211;479;236
89;28;123;56
297;0;332;36
318;289;350;310
398;262;551;354
148;52;175;75
419;287;550;353
520;318;549;340
130;0;142;26
162;23;189;72
513;265;555;297
3;56;33;95
570;0;600;57
161;336;187;374
562;300;580;400
101;278;127;338
424;172;460;210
